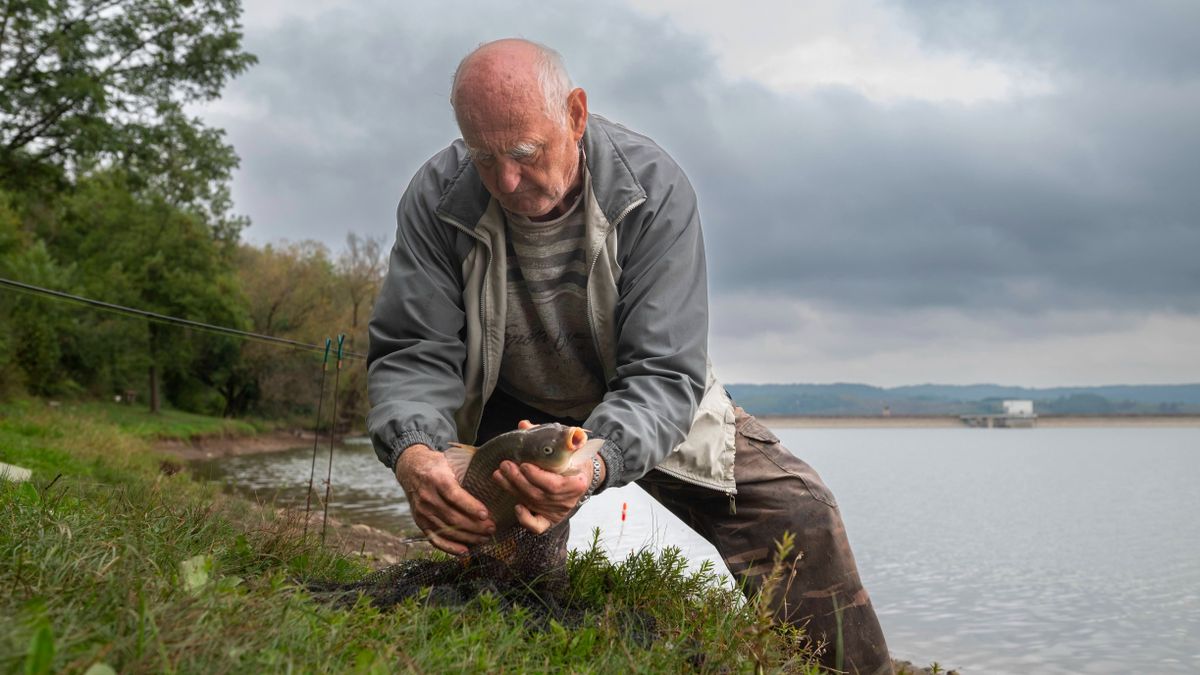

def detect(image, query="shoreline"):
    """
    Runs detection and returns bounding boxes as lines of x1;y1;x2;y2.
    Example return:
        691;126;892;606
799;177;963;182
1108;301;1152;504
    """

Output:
156;412;1200;462
155;429;319;461
760;414;1200;429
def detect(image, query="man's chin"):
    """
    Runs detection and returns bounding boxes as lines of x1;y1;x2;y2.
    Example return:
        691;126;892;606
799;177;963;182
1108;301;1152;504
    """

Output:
502;199;553;219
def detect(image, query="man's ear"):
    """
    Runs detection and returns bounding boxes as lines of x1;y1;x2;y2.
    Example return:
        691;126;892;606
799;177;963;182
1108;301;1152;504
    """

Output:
567;88;588;141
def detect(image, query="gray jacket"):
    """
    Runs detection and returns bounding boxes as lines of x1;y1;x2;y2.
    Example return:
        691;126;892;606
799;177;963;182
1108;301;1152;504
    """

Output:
368;115;737;494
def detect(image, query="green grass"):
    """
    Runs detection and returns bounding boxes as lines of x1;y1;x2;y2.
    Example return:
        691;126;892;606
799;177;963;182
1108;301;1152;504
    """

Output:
72;401;270;439
2;398;268;443
0;404;820;673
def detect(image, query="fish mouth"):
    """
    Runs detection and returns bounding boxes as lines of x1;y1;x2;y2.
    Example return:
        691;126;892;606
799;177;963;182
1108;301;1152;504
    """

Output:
561;431;602;476
567;427;587;452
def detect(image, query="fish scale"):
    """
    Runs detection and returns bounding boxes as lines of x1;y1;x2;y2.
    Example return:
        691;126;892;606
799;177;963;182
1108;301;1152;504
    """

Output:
458;440;525;532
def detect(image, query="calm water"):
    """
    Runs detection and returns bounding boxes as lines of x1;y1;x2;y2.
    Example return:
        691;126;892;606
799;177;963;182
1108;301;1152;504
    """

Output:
194;427;1200;674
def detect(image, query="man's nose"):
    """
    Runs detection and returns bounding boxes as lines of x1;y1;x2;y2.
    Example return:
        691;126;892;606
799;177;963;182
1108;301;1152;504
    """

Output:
496;158;522;194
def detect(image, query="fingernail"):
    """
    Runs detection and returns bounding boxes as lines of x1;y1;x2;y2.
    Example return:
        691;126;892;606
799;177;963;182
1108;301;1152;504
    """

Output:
478;511;489;520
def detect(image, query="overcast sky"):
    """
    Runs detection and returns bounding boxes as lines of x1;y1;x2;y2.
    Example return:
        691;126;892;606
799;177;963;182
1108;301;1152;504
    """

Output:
196;0;1200;387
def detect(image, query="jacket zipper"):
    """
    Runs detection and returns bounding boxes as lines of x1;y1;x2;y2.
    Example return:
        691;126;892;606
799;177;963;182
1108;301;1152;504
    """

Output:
585;197;645;374
437;213;492;434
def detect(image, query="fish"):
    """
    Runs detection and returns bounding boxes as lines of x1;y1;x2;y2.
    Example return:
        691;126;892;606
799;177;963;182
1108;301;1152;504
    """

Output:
306;424;602;607
444;423;603;535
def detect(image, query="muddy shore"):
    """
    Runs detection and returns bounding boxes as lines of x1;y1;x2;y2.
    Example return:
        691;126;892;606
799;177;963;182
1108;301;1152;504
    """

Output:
156;429;321;461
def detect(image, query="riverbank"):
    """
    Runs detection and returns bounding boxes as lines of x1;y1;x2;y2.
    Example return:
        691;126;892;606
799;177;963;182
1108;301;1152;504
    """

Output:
156;428;319;461
761;414;1200;428
0;402;840;672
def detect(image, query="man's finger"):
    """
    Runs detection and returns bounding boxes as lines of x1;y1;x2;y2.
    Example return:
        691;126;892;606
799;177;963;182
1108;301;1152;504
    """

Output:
423;511;491;547
436;479;495;528
519;462;585;496
514;504;552;535
426;530;469;555
492;468;516;494
517;419;534;430
497;462;547;501
417;483;493;536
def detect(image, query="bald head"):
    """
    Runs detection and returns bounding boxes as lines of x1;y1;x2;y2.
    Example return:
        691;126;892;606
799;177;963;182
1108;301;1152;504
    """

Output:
448;39;589;220
451;39;574;128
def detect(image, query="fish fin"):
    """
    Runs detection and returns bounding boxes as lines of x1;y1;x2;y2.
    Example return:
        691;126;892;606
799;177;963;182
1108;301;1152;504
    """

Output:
580;438;605;455
444;443;476;484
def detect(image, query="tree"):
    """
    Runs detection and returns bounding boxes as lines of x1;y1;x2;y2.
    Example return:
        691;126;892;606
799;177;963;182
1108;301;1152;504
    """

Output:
337;232;386;334
0;0;256;239
226;241;342;418
62;169;248;413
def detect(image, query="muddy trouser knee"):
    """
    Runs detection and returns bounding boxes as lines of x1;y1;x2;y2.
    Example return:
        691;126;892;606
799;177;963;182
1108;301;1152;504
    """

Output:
636;408;893;675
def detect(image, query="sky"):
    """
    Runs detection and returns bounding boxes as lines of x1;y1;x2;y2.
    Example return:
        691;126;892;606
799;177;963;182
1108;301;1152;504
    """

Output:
195;0;1200;387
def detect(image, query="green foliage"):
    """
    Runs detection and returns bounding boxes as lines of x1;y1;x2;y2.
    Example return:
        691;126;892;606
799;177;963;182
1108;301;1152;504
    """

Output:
0;169;252;410
70;400;262;439
0;191;22;395
1;0;261;413
0;238;77;396
225;235;384;426
61;169;250;410
22;623;53;675
0;0;256;235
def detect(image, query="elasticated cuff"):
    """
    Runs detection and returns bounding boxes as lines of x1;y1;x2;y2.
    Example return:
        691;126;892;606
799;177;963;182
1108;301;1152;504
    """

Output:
386;429;440;469
595;438;625;494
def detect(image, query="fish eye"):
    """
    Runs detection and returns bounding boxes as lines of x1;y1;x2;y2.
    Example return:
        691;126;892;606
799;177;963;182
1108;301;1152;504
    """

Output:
541;446;553;455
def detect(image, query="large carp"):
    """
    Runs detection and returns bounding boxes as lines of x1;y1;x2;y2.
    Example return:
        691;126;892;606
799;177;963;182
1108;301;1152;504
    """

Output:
306;424;607;610
443;423;602;535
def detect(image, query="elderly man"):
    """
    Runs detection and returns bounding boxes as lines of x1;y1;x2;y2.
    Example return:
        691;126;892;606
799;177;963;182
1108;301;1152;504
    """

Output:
368;38;892;673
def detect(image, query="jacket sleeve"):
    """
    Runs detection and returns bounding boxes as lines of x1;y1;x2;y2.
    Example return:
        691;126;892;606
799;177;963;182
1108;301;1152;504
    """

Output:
367;155;468;469
584;163;709;489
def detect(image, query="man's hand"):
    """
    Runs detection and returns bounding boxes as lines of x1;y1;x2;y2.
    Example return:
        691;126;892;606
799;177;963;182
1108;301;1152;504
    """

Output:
491;420;606;535
394;444;495;555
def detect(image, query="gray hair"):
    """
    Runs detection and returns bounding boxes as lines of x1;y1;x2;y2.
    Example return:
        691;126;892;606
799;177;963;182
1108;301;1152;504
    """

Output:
451;39;574;127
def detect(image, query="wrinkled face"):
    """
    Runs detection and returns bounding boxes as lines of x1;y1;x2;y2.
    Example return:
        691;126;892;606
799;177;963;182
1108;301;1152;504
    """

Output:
510;423;588;473
455;87;588;219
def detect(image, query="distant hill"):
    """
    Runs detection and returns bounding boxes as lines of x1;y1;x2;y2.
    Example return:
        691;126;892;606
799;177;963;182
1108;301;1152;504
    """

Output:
724;383;1200;416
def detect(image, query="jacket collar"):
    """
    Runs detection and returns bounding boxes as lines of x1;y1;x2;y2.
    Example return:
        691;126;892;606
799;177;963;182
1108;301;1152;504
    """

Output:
435;114;646;230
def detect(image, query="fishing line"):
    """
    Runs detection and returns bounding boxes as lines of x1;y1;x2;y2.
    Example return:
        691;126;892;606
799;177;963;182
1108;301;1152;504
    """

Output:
0;276;365;360
303;337;333;538
321;334;347;546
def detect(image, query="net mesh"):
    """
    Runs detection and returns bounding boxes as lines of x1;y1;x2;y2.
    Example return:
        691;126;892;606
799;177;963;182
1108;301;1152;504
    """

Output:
304;522;657;642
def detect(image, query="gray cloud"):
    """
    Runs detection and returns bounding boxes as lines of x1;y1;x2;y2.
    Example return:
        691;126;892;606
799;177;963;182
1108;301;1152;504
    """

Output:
200;0;1200;381
896;0;1200;81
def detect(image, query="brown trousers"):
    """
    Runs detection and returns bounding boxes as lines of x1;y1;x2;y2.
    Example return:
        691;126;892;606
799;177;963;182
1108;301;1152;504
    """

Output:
478;393;893;674
637;408;892;674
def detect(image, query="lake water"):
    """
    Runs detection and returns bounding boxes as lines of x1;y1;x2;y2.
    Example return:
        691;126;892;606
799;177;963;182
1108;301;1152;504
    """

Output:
193;426;1200;674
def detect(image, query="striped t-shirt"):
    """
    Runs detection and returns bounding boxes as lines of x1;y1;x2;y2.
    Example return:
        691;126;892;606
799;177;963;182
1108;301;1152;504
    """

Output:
497;189;607;420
